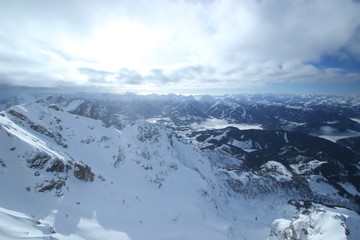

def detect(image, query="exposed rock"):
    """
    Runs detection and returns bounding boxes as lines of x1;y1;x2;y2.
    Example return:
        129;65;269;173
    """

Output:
8;109;67;147
73;163;94;181
137;124;160;142
0;159;6;168
48;104;63;111
113;147;125;168
8;109;28;121
68;100;123;129
29;124;65;147
36;178;66;197
27;152;52;170
46;159;67;173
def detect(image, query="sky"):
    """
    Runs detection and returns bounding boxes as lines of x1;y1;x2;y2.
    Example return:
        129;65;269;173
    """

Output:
0;0;360;95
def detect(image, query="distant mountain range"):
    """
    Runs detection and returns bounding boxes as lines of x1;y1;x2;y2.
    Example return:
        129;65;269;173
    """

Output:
0;93;359;239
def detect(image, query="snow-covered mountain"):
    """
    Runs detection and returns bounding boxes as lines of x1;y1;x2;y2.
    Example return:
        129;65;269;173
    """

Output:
1;94;360;239
89;93;360;139
3;92;360;135
0;102;230;239
187;127;360;210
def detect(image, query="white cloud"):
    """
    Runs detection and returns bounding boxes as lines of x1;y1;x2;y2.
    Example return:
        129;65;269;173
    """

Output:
0;0;359;92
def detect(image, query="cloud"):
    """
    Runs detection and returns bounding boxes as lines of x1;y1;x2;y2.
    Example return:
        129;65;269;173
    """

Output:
117;68;143;85
148;69;174;84
79;68;114;83
0;0;359;93
116;65;219;87
345;25;360;60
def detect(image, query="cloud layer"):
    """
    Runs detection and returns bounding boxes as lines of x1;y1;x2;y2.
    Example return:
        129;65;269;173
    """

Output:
0;0;360;93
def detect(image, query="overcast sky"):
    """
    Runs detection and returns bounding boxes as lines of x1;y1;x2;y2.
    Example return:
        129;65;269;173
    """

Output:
0;0;360;95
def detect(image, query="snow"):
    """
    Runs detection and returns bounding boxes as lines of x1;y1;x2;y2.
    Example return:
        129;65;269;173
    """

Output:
350;118;360;124
338;183;359;196
0;110;64;159
62;99;85;112
284;132;289;143
190;118;262;130
227;139;257;152
213;132;227;141
0;103;232;240
317;131;360;142
260;161;293;181
219;168;244;182
0;206;55;240
1;102;359;240
0;206;132;240
315;126;360;142
290;160;327;175
65;214;132;240
308;175;340;195
269;204;360;240
146;117;171;123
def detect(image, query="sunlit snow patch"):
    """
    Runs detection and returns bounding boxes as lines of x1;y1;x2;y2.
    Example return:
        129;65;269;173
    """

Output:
260;161;292;181
146;117;171;123
227;138;257;152
0;207;132;240
0;207;57;240
69;212;131;240
315;126;360;142
290;160;327;175
269;205;360;240
351;118;360;124
338;183;359;197
190;118;262;131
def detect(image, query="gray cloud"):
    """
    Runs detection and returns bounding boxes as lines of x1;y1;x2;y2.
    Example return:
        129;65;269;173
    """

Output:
79;68;114;83
148;69;175;84
116;65;218;86
171;65;215;80
345;25;360;60
117;68;143;85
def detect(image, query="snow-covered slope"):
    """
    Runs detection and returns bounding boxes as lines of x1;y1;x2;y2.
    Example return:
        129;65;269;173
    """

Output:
188;127;360;211
1;101;359;240
269;201;360;240
0;103;231;239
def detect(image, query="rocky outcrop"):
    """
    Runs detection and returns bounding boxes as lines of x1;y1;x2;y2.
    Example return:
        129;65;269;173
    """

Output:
8;109;67;148
25;151;94;198
27;152;52;170
27;153;71;173
137;124;160;143
46;159;71;173
73;163;94;181
28;152;94;181
36;178;66;197
48;104;63;111
0;159;6;168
